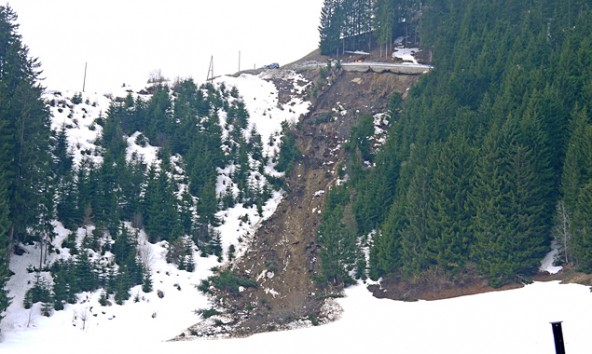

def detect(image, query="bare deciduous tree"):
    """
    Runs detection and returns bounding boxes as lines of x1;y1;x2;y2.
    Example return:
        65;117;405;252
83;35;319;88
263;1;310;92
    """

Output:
148;69;167;84
552;200;571;264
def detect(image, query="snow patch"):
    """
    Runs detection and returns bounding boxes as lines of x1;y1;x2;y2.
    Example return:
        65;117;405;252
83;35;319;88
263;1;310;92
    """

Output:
540;243;563;274
264;288;279;298
392;47;420;64
46;90;111;167
126;132;160;165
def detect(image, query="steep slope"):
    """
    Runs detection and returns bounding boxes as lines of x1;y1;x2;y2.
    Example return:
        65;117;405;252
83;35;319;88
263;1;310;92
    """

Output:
189;60;423;336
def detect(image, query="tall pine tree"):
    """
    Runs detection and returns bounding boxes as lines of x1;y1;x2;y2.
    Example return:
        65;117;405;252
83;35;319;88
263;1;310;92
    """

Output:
0;5;52;323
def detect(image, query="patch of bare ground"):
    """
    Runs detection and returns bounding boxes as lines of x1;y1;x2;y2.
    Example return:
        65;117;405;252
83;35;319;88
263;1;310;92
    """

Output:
224;70;420;336
370;265;592;302
178;54;423;339
534;264;592;286
369;268;523;302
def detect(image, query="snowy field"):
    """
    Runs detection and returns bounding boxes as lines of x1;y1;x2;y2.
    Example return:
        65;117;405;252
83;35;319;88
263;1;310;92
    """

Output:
2;281;591;354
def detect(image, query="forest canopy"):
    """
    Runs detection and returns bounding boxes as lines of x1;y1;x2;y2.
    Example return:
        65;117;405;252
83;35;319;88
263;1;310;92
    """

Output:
316;0;592;288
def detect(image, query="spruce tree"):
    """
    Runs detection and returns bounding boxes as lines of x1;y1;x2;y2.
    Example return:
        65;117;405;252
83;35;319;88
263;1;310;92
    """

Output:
0;5;52;246
399;165;432;276
196;177;219;229
40;300;54;317
52;266;69;311
469;125;508;287
1;5;52;324
75;248;96;292
142;270;153;293
52;125;73;177
144;163;181;242
318;185;357;285
114;268;131;305
426;135;475;273
319;0;343;55
56;170;81;230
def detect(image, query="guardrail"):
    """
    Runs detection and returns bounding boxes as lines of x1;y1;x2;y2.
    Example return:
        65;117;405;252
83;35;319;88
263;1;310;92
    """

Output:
341;62;433;75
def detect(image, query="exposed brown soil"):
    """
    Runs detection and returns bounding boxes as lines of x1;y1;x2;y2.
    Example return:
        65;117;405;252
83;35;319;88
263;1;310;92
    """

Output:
195;53;422;337
534;265;592;286
369;270;522;302
370;265;592;303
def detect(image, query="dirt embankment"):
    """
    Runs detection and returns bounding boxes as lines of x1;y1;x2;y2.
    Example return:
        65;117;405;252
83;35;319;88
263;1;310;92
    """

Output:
368;264;592;303
202;57;422;336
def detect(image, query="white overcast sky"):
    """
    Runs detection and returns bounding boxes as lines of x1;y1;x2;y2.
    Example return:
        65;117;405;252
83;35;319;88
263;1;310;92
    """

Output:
4;0;324;93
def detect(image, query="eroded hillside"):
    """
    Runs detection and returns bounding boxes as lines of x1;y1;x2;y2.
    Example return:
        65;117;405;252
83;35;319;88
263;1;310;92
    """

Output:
186;58;423;337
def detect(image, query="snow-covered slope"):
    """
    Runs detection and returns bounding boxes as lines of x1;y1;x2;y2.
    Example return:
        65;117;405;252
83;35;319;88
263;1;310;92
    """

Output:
214;70;310;164
1;70;311;347
213;71;310;258
2;222;218;343
46;90;110;167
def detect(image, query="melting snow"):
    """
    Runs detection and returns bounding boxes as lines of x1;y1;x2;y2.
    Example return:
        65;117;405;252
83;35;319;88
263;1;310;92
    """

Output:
392;47;420;64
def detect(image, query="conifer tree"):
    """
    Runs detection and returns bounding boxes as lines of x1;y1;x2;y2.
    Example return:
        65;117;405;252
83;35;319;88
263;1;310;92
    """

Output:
96;151;123;235
114;268;131;305
319;0;343;55
561;109;592;217
0;5;52;246
119;155;146;225
1;5;52;323
196;177;219;229
75;248;96;292
179;190;195;236
40;301;54;317
467;123;508;287
145;85;173;146
426;135;475;273
184;239;196;272
52;266;69;311
143;163;181;242
399;165;432;276
56;170;81;230
142;270;153;293
470;115;552;286
369;198;405;279
375;0;396;54
318;185;357;285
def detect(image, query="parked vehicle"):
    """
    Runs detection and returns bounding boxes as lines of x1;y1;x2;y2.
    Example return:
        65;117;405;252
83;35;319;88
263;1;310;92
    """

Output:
263;63;280;69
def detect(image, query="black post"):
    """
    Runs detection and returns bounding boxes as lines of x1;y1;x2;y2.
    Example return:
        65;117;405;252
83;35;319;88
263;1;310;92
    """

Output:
551;321;566;354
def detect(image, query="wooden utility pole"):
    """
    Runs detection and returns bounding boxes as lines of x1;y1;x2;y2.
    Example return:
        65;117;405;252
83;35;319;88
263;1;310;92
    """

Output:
82;62;87;92
206;56;214;81
238;50;241;72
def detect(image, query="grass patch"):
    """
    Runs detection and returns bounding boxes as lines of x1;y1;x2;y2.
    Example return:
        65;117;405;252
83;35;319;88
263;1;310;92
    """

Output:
315;293;345;300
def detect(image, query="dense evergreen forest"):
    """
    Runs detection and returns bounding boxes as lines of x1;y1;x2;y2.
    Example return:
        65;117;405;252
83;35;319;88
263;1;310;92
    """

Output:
317;0;592;288
0;5;281;324
0;5;52;323
319;0;422;55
